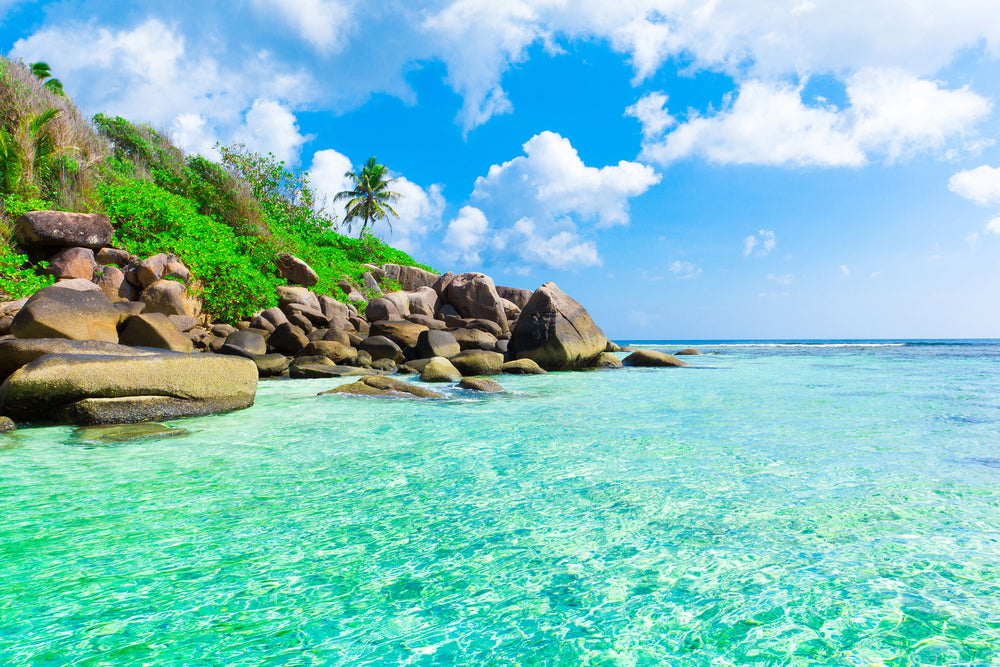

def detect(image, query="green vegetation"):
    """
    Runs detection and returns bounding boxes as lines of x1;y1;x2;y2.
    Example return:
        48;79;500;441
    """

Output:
335;156;402;238
0;56;434;320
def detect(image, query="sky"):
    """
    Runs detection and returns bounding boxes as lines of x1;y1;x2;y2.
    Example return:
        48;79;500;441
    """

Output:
4;1;1000;339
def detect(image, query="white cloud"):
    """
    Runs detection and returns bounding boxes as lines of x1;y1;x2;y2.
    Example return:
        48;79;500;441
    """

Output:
986;217;1000;236
744;230;776;257
418;0;1000;130
251;0;353;53
12;18;312;161
840;264;851;277
473;130;660;228
966;231;980;247
494;218;601;270
233;99;311;164
422;0;545;133
625;92;675;140
766;273;793;285
469;131;657;268
639;72;990;167
444;206;490;263
308;148;355;221
376;177;446;254
949;165;1000;206
669;260;701;279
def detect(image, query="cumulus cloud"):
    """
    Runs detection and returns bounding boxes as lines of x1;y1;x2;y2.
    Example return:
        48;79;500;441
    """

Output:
625;91;675;140
233;99;311;164
949;165;1000;206
468;131;657;268
444;206;490;263
419;0;1000;130
494;218;601;270
744;230;776;257
12;18;312;161
308;148;355;219
986;218;1000;236
638;71;991;167
251;0;353;53
473;130;660;228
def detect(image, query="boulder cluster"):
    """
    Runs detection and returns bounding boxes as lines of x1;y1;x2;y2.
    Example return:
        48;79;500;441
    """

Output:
0;211;694;427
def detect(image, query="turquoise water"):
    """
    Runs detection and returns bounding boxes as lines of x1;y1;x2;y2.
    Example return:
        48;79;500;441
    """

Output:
3;341;1000;665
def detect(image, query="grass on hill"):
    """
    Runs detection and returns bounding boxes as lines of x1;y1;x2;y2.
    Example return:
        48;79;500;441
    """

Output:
0;57;434;320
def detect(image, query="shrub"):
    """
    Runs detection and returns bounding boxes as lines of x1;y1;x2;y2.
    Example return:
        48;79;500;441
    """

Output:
98;177;281;322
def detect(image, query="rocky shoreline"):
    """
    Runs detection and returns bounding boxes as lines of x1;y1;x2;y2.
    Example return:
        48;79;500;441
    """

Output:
0;211;697;429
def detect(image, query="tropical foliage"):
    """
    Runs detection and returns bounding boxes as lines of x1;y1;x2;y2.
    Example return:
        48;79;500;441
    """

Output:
335;156;402;238
0;55;434;321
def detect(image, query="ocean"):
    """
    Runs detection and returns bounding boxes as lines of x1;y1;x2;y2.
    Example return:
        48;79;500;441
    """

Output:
3;340;1000;665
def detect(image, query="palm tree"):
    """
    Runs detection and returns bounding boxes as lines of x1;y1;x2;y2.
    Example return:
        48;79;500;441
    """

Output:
334;156;403;238
29;62;65;96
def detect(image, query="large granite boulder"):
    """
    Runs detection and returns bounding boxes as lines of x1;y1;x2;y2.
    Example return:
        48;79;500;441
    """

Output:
364;297;401;323
275;253;319;287
10;285;121;342
221;330;268;358
137;253;189;288
45;247;98;280
359;336;403;363
320;374;442;399
509;282;607;370
277;285;321;312
299;340;357;364
94;265;133;301
119;313;194;353
95;247;132;267
14;211;113;250
405;286;441;317
268;322;309;355
451;327;498;351
141;280;201;318
416;329;460;359
370;320;427;349
622;350;689;367
446;272;509;335
0;338;162;384
449;350;504;376
419;356;462;382
496;285;533;309
382;264;440;291
0;353;257;425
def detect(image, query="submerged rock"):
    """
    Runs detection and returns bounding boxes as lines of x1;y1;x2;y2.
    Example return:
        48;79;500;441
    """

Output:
0;416;15;433
319;375;443;399
73;422;188;445
459;377;504;393
622;350;689;367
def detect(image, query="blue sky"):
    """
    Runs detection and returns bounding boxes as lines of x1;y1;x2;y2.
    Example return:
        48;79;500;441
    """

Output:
4;1;1000;339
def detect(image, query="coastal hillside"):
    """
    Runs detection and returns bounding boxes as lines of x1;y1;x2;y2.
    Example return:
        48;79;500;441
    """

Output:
0;57;432;322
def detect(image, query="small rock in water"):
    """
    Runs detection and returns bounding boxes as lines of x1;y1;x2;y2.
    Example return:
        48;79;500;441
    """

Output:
459;377;504;393
0;416;15;433
622;350;689;367
675;348;702;356
73;422;188;445
320;375;443;399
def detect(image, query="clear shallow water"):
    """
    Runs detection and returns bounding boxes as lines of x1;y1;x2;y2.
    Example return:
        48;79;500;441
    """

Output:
3;341;1000;665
